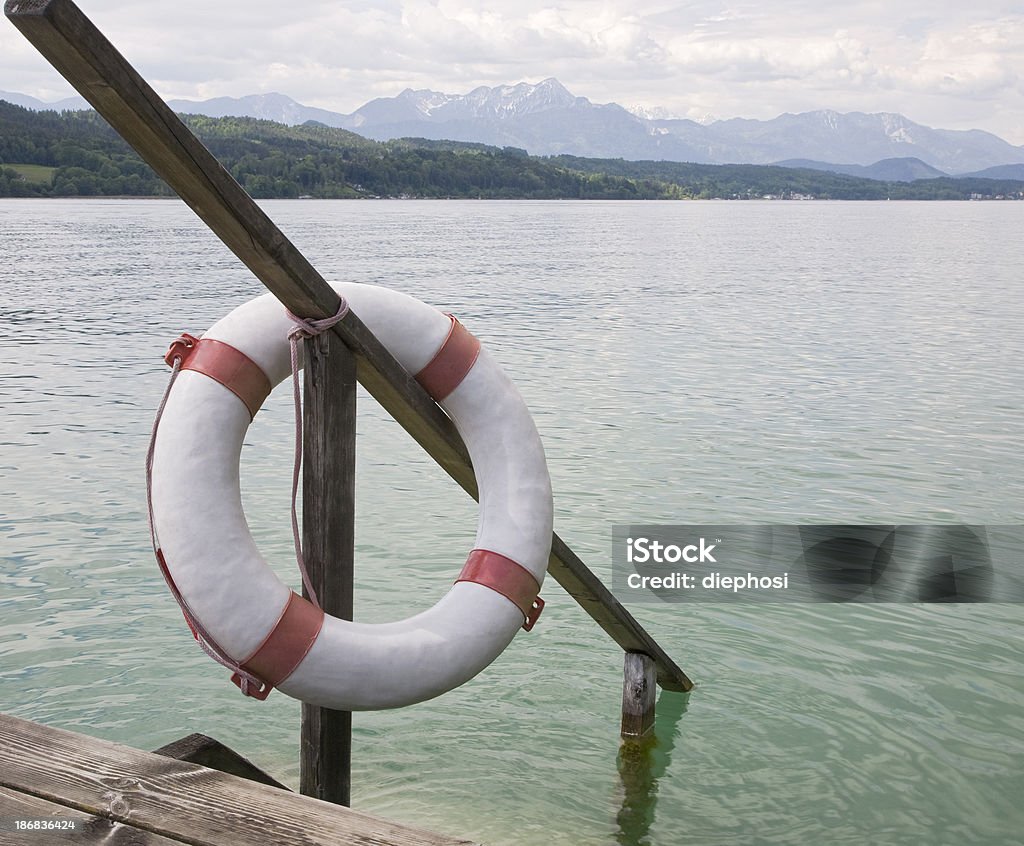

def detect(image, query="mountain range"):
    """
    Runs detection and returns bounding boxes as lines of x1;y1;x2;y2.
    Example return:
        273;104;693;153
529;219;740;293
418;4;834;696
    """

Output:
4;79;1023;175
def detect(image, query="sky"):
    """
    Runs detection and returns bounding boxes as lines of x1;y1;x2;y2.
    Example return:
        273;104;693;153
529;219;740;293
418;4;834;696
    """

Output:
2;0;1023;144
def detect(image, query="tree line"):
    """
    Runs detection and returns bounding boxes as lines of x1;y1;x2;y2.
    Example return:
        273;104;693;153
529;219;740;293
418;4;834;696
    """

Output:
2;100;1022;201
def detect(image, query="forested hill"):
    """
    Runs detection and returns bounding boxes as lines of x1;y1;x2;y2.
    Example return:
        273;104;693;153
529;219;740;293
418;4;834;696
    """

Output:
2;100;1023;201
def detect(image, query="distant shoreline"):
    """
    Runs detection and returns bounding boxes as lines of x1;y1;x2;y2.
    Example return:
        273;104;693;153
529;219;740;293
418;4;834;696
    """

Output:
4;104;1022;202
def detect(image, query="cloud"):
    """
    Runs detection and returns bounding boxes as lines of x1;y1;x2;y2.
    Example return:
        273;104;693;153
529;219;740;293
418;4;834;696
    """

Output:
665;32;876;82
1;0;1022;142
894;20;1021;96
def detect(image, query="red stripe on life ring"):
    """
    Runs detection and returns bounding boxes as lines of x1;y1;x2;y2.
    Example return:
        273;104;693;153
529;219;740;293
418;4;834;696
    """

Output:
415;316;481;401
457;549;545;631
165;334;271;419
239;591;325;690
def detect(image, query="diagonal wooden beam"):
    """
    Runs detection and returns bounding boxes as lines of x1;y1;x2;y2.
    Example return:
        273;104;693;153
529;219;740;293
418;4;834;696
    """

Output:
5;0;692;692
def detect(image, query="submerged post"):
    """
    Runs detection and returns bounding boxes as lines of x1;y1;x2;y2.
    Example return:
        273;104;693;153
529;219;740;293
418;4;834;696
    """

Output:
620;653;656;739
299;333;356;804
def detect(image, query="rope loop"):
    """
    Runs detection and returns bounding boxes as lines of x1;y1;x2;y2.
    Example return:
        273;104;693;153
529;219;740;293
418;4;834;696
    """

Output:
286;298;350;342
285;298;350;610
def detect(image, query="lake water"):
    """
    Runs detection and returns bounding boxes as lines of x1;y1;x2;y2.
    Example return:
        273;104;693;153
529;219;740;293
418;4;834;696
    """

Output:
1;198;1022;845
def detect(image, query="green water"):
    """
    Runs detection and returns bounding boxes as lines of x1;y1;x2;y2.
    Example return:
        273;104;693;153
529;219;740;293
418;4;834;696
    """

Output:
1;199;1022;845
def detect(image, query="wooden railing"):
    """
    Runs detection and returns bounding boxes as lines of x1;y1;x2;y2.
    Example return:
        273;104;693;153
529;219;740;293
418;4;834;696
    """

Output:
6;0;694;806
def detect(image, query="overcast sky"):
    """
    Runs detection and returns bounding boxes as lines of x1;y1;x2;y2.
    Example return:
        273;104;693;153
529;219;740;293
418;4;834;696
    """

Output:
3;1;1022;143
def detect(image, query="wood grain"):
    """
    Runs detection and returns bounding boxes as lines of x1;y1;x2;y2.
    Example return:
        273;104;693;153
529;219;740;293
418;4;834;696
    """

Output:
0;714;478;846
4;0;692;692
620;653;657;738
152;734;289;791
1;784;187;844
300;333;355;805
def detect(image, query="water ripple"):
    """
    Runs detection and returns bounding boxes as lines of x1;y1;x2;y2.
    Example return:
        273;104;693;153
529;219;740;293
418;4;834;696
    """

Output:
1;199;1022;845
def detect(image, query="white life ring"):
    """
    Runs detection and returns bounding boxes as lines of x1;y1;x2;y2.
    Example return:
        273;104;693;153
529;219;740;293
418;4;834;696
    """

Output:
150;283;553;710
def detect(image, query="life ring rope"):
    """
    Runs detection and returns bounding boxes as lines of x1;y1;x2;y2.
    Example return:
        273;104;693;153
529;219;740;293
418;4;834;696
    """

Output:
148;288;549;705
283;301;352;608
145;356;267;697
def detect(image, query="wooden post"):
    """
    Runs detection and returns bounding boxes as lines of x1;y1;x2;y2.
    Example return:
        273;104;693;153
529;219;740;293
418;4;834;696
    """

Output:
299;332;356;805
5;0;693;694
620;653;656;739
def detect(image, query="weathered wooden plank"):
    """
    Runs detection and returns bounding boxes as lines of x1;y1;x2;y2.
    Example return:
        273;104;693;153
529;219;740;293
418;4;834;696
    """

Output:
152;734;289;791
0;714;478;846
620;653;657;738
4;0;692;692
300;333;355;805
1;784;186;844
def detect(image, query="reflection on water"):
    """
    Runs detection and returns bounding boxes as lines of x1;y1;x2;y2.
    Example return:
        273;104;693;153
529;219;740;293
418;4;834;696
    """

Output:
616;691;690;846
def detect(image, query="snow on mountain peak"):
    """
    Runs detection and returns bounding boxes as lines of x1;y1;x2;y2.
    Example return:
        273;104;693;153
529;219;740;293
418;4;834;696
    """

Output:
627;104;680;121
396;88;454;115
881;113;915;144
458;78;577;117
817;110;841;130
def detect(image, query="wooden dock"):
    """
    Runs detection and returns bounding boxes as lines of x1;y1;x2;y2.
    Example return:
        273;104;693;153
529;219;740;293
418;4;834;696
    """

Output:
0;713;478;845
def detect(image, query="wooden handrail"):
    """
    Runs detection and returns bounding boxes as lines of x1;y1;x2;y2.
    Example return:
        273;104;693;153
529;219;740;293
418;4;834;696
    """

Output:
5;0;692;693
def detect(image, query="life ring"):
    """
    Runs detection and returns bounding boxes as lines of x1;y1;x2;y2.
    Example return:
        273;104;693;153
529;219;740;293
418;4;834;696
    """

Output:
150;283;553;710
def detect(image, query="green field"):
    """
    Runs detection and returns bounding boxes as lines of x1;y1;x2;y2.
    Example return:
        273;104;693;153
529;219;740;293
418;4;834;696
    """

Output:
2;163;56;184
